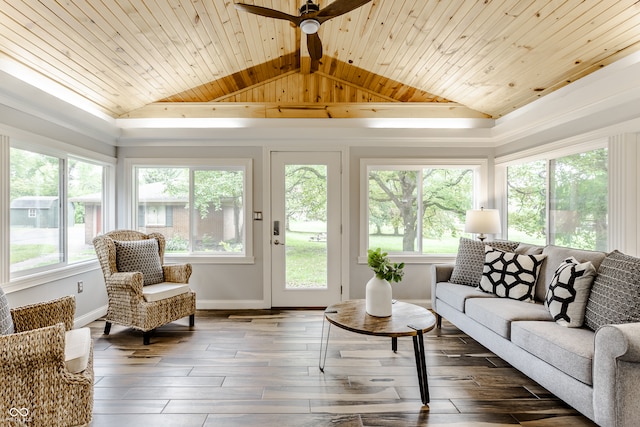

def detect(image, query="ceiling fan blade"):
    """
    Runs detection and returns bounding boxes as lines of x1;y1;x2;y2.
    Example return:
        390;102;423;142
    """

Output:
234;3;301;25
307;32;323;61
316;0;373;23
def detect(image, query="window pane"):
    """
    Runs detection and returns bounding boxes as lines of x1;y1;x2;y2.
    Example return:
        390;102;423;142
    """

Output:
192;168;245;253
137;167;190;252
507;160;547;245
10;148;62;273
368;169;419;253
422;168;474;253
549;148;608;250
68;159;104;263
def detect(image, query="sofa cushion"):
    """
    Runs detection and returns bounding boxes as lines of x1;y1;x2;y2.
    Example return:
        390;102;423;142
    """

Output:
435;282;497;312
511;321;595;385
537;245;606;302
142;282;190;302
479;246;546;302
0;287;14;335
545;257;596;327
450;237;519;286
584;250;640;331
65;327;92;374
114;239;164;286
465;297;551;339
515;243;544;255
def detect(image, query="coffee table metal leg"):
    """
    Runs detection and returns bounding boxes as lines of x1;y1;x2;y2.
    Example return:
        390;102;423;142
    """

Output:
392;337;398;353
412;330;430;405
319;316;332;373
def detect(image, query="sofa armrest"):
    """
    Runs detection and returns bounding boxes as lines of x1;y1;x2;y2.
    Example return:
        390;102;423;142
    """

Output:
10;295;75;332
163;263;192;284
430;264;454;315
593;323;640;427
432;264;454;284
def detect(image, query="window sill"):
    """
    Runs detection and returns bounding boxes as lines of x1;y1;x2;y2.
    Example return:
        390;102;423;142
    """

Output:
165;254;255;265
357;254;456;265
5;260;99;294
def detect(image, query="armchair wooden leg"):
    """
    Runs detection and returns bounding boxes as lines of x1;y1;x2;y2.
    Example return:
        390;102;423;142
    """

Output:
104;321;112;335
436;313;442;329
189;314;195;327
143;331;152;345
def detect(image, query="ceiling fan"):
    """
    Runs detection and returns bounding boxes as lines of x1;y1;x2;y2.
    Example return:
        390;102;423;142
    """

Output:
234;0;373;61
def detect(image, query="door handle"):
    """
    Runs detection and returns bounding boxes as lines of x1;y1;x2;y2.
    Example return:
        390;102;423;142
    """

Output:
273;239;285;246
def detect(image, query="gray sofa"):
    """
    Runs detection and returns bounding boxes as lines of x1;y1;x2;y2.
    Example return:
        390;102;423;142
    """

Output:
431;243;640;427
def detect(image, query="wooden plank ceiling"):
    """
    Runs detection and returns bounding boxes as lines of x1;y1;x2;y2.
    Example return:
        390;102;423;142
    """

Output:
1;0;640;120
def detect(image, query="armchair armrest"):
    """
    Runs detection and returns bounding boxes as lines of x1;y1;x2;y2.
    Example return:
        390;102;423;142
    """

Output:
593;323;640;427
105;272;144;297
0;323;66;370
163;263;192;283
10;295;75;332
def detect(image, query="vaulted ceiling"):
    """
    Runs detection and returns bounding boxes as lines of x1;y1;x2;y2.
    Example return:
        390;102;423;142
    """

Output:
1;0;640;120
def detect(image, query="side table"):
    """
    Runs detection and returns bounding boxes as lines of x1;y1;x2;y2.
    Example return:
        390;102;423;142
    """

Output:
319;299;436;405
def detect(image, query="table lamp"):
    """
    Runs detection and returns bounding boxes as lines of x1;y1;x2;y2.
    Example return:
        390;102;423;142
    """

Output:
464;207;501;241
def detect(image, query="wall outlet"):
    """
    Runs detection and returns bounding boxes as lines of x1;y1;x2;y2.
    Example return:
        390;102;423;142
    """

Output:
77;281;84;293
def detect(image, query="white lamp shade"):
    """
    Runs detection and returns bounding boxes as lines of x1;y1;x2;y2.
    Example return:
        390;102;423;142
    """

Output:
464;208;501;235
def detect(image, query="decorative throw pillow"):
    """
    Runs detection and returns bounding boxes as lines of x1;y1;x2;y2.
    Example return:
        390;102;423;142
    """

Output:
450;237;519;286
114;239;164;286
584;250;640;331
0;286;15;335
479;246;546;301
544;257;596;327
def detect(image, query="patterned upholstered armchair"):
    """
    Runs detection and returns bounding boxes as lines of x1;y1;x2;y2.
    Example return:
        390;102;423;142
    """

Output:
93;230;196;345
0;295;93;427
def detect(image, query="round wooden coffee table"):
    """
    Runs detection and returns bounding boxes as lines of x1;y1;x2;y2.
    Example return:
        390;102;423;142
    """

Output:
319;299;436;405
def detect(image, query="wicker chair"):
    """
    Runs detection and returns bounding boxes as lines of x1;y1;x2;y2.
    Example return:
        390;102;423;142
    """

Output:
0;296;94;427
93;230;196;345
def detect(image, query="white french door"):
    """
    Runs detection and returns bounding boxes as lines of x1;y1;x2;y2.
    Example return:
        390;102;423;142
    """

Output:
270;151;342;307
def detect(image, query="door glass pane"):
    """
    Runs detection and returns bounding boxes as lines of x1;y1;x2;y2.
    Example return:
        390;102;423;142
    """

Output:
10;148;62;272
285;164;327;289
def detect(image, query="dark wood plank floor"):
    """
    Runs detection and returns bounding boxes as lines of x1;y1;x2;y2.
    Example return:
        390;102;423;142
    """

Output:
88;309;597;427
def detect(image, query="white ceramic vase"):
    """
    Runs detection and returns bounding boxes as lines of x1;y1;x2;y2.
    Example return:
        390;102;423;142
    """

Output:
365;275;393;317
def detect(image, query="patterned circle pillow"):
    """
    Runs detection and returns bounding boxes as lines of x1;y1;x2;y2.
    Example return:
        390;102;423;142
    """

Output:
450;237;520;286
479;246;546;301
0;286;15;335
114;239;164;286
544;257;596;327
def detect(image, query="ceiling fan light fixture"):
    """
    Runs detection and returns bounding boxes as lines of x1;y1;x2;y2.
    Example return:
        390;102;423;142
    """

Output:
300;19;320;34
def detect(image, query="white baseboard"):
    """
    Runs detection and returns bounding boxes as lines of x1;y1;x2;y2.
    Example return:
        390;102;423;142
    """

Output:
196;299;270;310
74;305;107;328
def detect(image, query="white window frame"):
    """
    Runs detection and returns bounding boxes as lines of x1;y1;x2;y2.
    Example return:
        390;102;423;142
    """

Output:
495;139;608;246
2;132;115;291
359;158;489;264
125;158;254;264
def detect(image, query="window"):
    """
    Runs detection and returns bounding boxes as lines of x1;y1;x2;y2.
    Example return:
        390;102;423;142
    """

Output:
363;159;483;255
133;161;251;256
505;146;608;251
9;147;106;275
